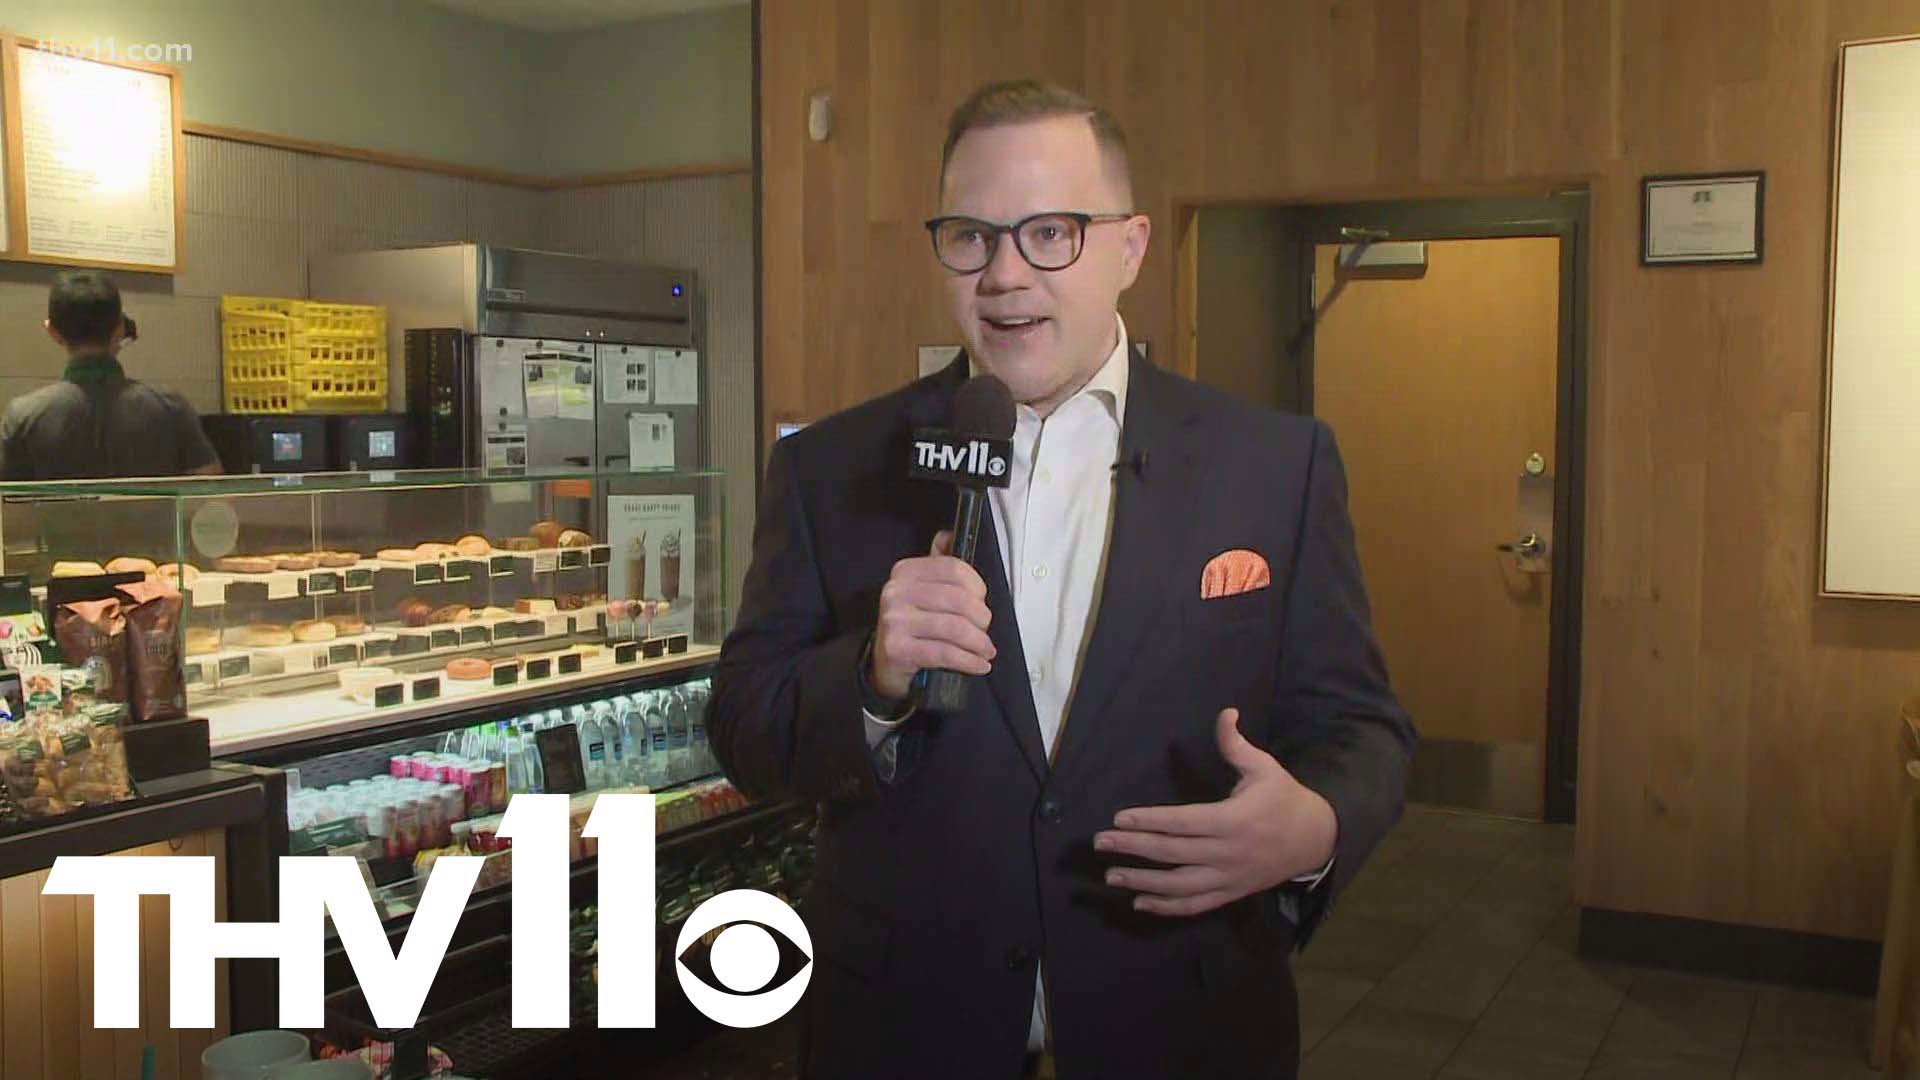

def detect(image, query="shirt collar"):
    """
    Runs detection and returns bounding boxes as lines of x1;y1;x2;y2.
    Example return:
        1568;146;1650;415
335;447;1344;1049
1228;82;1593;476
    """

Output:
969;313;1131;426
62;352;125;387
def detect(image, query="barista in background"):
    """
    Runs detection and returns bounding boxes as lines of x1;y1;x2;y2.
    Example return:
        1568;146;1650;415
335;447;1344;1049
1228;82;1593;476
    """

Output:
0;270;221;480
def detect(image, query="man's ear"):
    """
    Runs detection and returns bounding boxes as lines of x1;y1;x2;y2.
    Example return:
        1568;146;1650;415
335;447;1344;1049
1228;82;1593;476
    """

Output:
43;319;67;349
1118;215;1152;291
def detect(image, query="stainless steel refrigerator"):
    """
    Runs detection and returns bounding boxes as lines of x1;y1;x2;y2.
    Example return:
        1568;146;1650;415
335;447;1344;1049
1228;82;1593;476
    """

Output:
308;244;705;473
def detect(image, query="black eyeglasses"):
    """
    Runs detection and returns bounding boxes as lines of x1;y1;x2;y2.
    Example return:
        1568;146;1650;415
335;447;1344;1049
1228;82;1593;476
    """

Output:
925;211;1132;274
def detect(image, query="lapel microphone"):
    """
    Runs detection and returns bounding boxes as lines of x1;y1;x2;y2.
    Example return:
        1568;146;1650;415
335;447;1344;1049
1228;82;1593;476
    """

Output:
1112;450;1150;479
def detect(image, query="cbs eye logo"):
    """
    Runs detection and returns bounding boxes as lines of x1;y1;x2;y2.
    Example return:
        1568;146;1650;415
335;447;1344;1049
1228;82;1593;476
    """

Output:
675;890;813;1027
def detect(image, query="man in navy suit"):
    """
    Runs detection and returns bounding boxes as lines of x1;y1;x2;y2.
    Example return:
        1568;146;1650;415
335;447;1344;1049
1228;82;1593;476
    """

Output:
710;80;1414;1079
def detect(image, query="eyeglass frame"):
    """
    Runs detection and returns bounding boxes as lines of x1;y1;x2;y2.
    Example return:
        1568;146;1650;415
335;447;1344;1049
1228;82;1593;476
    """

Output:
923;210;1135;274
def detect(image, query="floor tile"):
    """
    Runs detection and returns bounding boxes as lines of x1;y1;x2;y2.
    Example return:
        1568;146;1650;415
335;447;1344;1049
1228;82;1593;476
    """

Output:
1296;911;1432;981
1583;1049;1738;1080
1305;1000;1472;1078
1598;970;1757;1061
1296;968;1376;1054
1739;986;1871;1058
1436;1026;1593;1080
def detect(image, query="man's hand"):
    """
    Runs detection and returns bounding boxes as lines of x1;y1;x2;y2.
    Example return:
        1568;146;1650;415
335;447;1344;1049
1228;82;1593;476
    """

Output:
870;530;995;701
1094;708;1338;916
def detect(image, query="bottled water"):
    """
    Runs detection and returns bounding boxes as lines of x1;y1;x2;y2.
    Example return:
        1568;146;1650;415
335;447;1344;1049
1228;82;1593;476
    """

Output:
580;706;611;791
622;695;653;788
644;692;671;788
665;689;691;785
521;721;546;794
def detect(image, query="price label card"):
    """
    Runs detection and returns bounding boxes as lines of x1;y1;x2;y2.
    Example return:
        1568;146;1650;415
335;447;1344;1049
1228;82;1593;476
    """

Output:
525;657;552;681
393;634;430;658
328;643;359;666
641;639;666;659
558;549;587;571
266;574;301;601
344;569;375;592
411;677;441;702
363;637;394;660
666;634;690;655
614;642;639;665
492;664;520;687
460;625;491;646
304;572;340;596
588;544;611;567
443;560;475;583
535;726;587;795
558;653;583;676
219;656;251;680
430;628;460;650
183;661;208;686
374;684;404;708
489;555;516;578
531;552;558;575
412;564;444;586
310;652;330;672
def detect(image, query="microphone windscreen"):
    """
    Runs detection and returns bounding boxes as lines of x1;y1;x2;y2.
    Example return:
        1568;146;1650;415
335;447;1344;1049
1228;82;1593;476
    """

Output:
951;375;1016;440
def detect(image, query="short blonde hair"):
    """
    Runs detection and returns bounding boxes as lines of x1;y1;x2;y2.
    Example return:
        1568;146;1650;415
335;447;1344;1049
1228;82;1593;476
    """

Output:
940;80;1133;206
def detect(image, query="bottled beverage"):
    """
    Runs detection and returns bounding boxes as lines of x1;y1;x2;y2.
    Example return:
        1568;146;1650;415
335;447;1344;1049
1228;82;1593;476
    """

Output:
623;697;652;788
687;684;713;776
521;722;546;794
604;699;633;785
644;692;671;787
580;707;610;791
665;690;691;786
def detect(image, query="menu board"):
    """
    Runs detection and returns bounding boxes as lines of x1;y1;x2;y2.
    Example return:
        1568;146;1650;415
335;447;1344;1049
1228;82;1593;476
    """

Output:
0;37;182;273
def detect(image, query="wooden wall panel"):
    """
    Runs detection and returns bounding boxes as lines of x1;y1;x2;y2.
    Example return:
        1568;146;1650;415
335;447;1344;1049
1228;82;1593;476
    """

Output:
759;0;1920;941
0;830;230;1080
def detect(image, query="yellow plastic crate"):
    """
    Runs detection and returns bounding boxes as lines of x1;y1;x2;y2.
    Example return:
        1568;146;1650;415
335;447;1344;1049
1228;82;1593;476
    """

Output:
221;296;385;338
221;295;388;414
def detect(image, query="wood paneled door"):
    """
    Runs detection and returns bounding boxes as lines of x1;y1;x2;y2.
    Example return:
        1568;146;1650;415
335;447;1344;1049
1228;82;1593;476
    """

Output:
1310;235;1563;819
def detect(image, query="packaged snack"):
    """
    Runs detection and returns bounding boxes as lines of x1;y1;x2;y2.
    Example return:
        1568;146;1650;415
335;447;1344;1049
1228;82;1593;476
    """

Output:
116;578;186;723
53;598;127;705
0;736;65;818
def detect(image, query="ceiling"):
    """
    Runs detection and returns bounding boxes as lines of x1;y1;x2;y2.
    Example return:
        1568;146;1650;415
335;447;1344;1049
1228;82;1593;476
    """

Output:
423;0;745;31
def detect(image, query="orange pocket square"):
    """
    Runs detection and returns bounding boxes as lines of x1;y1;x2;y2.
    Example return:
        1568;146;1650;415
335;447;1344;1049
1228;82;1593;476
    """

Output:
1201;549;1271;599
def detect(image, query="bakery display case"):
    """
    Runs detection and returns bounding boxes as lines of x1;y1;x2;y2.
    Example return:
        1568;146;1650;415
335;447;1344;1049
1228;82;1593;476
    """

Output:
0;467;727;756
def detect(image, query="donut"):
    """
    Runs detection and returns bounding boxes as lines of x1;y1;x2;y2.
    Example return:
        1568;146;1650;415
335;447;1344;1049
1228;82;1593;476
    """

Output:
557;529;593;548
445;658;491;681
106;556;156;575
275;554;318;572
498;537;539;552
51;561;106;578
377;548;418;563
414;543;457;561
325;614;369;635
454;535;491;557
313;551;360;568
475;606;511;619
529;521;564;548
217;556;275;574
515;597;556;616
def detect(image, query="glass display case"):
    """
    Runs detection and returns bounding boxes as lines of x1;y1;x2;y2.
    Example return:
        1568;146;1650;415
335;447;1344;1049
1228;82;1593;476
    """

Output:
0;467;726;755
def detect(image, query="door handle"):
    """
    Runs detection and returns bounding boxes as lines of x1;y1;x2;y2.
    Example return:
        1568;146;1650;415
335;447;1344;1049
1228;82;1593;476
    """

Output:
1496;532;1545;559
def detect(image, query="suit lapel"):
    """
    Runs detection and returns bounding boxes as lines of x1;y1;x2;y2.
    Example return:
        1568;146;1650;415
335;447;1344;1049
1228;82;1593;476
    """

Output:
899;357;1048;783
1052;357;1202;777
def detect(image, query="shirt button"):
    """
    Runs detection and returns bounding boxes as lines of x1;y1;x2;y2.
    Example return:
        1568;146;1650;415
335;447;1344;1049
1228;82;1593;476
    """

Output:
1029;666;1044;684
1032;565;1048;580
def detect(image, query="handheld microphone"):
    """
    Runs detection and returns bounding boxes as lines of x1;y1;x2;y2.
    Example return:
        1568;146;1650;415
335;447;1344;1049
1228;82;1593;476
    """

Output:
906;375;1016;713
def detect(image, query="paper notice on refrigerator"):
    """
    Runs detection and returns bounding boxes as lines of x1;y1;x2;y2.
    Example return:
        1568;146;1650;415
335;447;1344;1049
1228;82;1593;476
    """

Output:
627;412;676;471
601;349;651;404
559;361;595;420
653;349;699;405
524;361;559;419
483;426;528;472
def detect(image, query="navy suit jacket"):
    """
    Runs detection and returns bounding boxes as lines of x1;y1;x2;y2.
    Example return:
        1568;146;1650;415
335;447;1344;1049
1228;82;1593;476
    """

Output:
711;354;1414;1079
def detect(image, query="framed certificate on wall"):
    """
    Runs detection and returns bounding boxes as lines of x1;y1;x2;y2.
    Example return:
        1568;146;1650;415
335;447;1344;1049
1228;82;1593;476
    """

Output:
1640;172;1765;266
